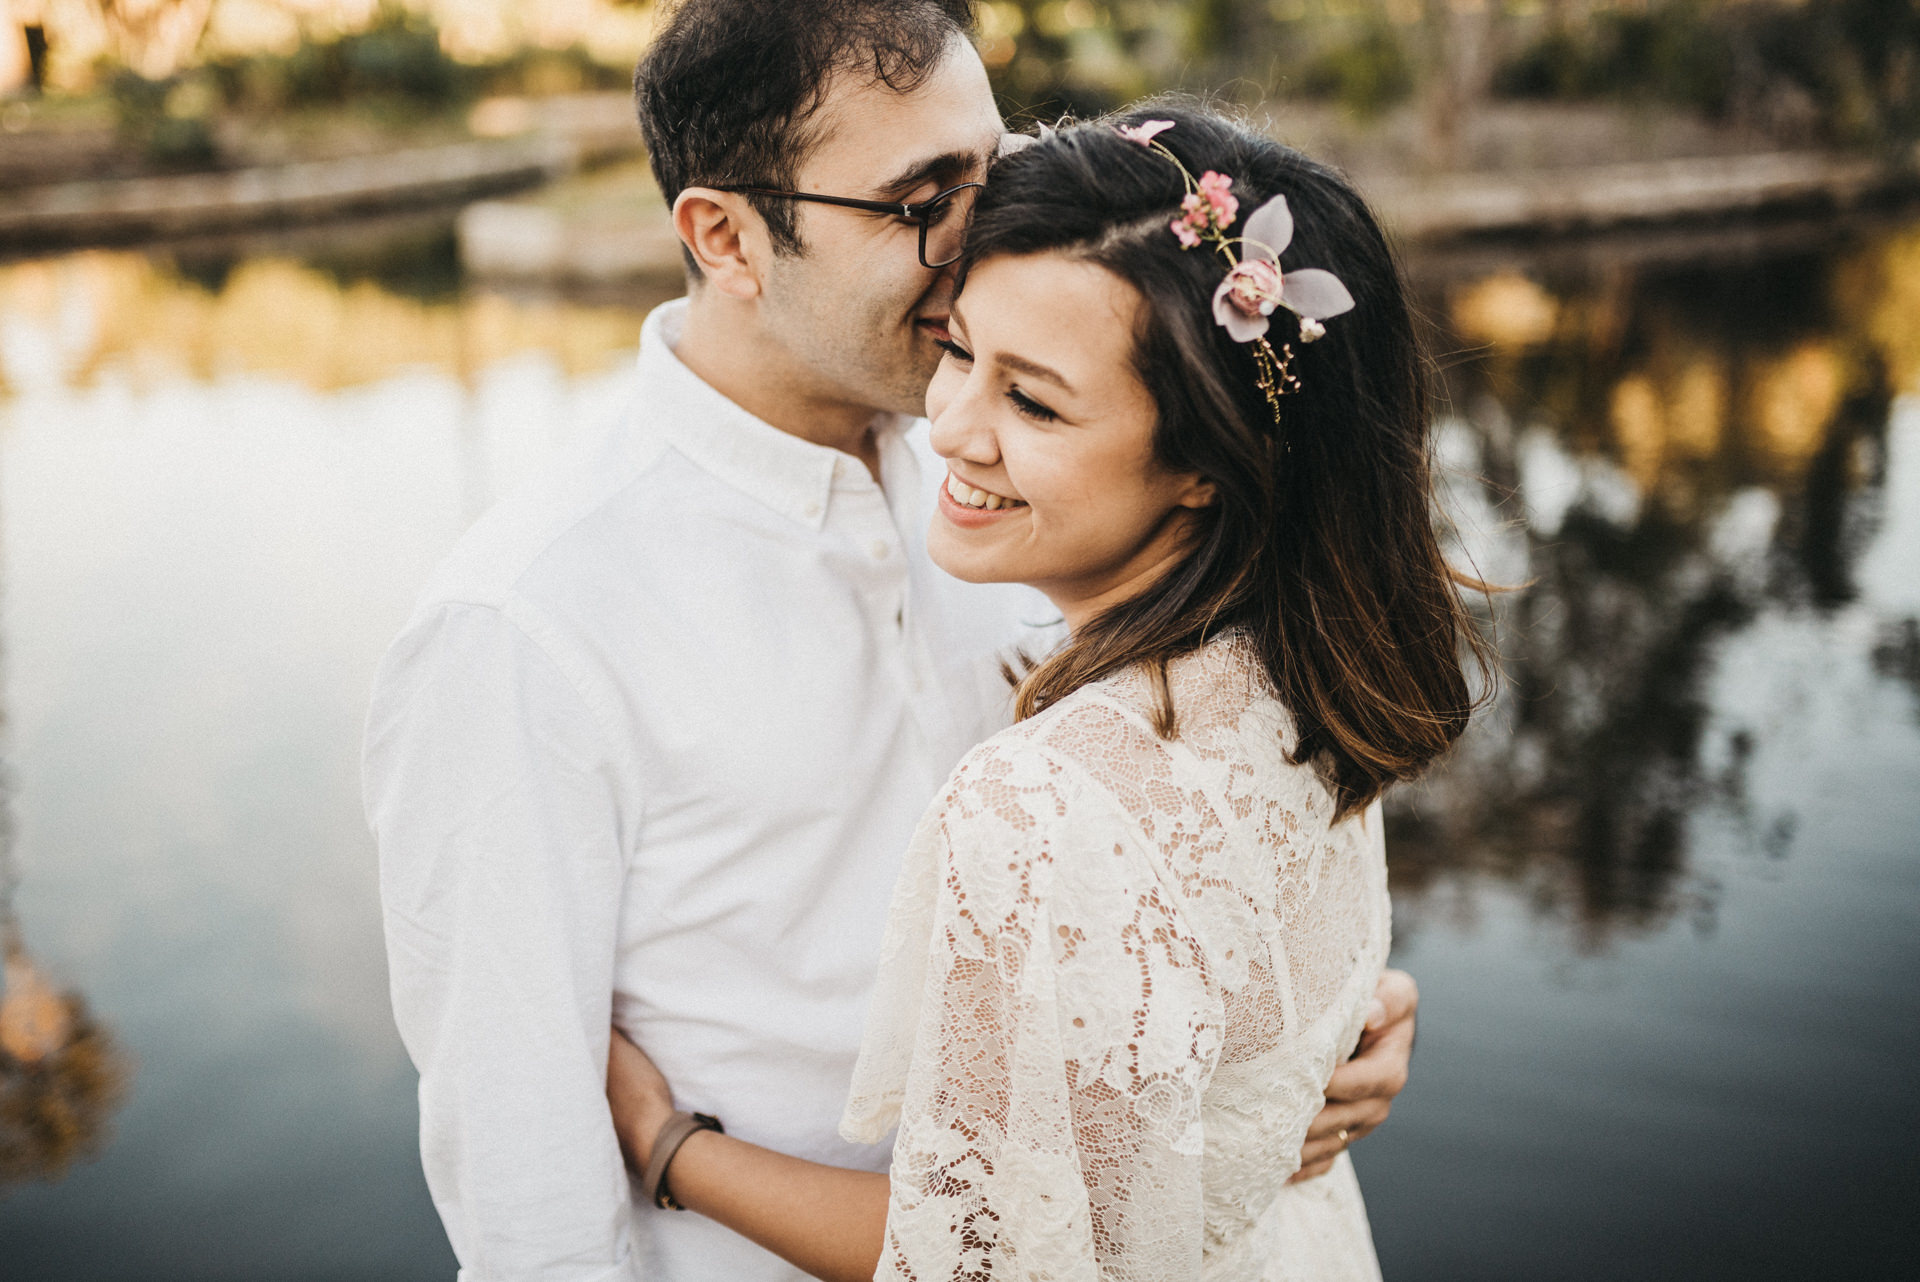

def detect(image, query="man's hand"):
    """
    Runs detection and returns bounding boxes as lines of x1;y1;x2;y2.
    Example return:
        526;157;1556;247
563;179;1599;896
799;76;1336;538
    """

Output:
1290;968;1417;1183
606;1027;678;1174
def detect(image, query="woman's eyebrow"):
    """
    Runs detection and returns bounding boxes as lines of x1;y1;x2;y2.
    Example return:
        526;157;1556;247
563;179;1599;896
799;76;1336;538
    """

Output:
948;302;1072;391
994;352;1071;392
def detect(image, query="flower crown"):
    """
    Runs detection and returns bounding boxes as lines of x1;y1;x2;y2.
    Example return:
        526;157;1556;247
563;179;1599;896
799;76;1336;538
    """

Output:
1112;119;1355;424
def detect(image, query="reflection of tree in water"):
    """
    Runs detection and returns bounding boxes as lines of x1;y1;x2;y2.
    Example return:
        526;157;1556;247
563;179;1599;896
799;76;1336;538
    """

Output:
1;930;130;1189
1387;221;1909;942
0;580;130;1189
1872;617;1920;713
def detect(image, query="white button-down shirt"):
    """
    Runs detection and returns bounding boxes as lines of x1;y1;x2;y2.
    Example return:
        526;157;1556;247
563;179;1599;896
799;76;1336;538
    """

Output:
365;299;1052;1282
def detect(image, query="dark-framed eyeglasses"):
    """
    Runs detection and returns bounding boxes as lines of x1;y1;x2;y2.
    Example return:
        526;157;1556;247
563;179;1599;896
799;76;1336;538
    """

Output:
711;181;984;270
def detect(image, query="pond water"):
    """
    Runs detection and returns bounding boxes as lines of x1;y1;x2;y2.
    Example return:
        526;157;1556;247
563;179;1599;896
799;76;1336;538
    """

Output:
0;212;1915;1280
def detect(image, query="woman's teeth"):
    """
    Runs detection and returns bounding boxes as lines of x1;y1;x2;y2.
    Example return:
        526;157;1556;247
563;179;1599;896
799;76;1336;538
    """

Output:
947;472;1026;511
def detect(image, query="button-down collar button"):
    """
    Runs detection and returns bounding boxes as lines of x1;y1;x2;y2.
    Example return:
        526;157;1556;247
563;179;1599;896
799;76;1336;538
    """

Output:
870;540;891;560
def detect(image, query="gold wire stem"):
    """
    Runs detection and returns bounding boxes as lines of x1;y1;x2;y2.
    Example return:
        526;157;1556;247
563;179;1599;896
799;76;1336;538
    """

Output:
1252;335;1301;424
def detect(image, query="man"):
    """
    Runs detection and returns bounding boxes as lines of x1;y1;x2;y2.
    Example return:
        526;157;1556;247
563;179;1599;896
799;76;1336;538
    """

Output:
364;3;1416;1280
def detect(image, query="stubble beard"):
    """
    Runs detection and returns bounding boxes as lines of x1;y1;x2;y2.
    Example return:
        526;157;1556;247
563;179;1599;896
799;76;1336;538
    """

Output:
763;259;944;421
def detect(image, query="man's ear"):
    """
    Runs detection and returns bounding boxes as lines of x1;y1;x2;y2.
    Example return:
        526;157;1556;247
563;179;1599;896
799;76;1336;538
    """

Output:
672;189;766;300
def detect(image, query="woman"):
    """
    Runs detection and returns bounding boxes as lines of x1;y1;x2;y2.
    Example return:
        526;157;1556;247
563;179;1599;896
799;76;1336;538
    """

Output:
607;103;1488;1280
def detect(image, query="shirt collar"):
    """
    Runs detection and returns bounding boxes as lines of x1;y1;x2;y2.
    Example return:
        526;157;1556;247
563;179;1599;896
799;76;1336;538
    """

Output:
633;298;912;532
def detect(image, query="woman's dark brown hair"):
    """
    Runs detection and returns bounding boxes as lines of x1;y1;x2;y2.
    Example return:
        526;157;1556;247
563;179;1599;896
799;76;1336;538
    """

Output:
963;103;1493;818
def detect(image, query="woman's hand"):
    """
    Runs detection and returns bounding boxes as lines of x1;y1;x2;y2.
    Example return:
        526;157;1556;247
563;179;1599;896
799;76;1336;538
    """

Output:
606;1025;678;1174
1291;968;1418;1183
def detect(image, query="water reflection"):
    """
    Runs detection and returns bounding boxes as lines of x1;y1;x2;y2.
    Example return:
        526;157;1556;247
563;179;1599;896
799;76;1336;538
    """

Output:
0;678;130;1189
0;244;657;394
1387;219;1920;943
0;213;1914;1278
0;938;130;1190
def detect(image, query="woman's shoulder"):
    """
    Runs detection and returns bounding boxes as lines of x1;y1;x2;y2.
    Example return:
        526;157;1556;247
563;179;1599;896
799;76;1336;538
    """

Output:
943;629;1306;830
1043;630;1295;768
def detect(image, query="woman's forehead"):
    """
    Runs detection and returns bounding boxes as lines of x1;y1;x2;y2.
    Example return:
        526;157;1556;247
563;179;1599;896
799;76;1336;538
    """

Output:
958;255;1150;402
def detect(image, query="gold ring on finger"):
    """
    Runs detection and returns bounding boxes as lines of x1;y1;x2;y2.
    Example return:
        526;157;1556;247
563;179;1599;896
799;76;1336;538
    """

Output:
1336;1128;1350;1145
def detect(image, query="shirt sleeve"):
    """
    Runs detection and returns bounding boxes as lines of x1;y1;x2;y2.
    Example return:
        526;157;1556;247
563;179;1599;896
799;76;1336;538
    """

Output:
873;739;1222;1282
363;601;638;1282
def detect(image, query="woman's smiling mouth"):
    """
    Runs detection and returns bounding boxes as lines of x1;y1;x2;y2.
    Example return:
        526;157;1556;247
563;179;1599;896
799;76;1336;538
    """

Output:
944;471;1027;511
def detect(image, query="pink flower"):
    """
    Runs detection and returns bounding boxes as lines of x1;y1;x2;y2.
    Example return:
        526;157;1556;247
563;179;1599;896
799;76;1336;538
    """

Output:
1169;177;1239;251
1213;259;1283;342
1210;194;1357;343
1225;259;1282;314
1116;119;1176;147
1169;193;1209;248
1196;170;1239;228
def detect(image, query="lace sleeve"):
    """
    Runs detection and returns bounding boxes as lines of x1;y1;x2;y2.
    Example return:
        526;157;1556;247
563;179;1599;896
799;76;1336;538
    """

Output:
855;737;1225;1282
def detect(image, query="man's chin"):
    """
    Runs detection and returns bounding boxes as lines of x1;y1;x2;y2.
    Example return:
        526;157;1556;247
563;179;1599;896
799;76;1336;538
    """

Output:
887;346;943;417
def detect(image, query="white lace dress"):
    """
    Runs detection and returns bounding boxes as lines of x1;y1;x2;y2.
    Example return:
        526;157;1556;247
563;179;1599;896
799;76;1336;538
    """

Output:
842;632;1390;1281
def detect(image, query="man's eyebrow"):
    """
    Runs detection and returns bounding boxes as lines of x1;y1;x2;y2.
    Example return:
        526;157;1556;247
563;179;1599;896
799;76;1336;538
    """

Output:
872;148;985;199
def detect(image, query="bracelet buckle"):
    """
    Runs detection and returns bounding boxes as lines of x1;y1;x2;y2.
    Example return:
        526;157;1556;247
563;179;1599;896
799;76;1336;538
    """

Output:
641;1110;724;1211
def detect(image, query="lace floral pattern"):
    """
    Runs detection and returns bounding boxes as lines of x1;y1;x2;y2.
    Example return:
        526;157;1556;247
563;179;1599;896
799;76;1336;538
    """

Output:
844;632;1390;1280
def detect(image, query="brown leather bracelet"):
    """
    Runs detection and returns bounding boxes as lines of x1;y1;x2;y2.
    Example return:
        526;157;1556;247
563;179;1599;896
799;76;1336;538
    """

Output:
640;1110;724;1211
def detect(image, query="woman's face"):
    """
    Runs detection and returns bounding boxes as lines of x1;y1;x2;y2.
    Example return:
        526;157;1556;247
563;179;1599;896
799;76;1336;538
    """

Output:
925;251;1214;628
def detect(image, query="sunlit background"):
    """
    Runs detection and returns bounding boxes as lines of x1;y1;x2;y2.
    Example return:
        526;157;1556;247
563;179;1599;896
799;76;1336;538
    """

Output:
2;2;1918;1279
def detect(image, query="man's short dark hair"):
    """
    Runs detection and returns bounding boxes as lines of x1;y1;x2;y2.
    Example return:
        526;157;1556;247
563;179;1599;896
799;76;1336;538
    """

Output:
634;0;977;267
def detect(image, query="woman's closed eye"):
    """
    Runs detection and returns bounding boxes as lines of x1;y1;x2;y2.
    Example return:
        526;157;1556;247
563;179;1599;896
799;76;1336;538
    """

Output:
1007;387;1059;422
934;338;1060;423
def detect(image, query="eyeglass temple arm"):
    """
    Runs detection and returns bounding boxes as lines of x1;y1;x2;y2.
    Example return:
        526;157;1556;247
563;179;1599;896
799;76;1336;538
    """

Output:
712;187;915;218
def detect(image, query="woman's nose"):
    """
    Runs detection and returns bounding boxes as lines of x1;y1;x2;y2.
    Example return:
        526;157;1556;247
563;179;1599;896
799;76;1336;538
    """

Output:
928;378;1000;467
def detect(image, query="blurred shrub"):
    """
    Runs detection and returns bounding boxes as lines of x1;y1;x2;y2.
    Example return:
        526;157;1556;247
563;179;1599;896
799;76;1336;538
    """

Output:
1497;7;1736;112
222;4;472;110
1300;19;1416;119
1495;0;1920;149
108;68;218;169
484;46;631;99
194;8;626;115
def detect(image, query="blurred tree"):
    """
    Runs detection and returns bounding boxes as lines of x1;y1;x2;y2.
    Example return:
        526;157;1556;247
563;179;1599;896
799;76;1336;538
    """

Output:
2;1;49;95
92;0;213;79
25;21;46;91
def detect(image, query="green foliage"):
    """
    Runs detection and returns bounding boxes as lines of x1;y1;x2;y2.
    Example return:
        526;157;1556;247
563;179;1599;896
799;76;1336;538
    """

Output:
1300;20;1416;119
107;69;218;169
1496;3;1735;113
215;4;474;111
1494;0;1920;148
193;7;626;114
